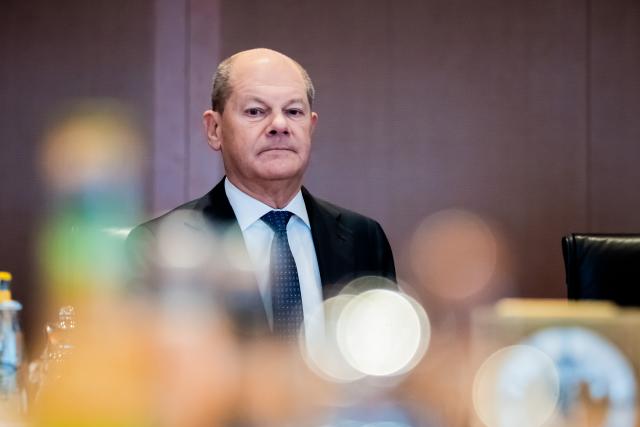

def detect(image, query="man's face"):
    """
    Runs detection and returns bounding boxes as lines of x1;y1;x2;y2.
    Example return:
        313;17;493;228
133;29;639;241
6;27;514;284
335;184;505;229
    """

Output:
204;54;317;190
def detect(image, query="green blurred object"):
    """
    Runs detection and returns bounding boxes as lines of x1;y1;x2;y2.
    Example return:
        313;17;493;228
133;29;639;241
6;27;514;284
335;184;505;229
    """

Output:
40;187;137;297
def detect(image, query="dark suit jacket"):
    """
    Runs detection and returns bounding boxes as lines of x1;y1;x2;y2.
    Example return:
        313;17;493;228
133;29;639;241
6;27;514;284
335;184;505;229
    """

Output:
126;178;396;331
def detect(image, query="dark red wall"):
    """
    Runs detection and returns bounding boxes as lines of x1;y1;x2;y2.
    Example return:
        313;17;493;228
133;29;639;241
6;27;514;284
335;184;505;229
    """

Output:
217;0;640;300
0;0;154;343
2;0;639;340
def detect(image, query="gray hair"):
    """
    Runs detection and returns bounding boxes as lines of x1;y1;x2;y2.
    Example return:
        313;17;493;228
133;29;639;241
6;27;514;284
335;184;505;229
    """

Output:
210;52;316;113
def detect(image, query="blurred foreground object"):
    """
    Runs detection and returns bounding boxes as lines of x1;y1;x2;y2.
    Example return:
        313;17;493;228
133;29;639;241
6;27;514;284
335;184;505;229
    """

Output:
28;306;76;403
38;99;144;301
472;299;640;427
301;278;430;382
0;271;27;424
31;101;154;426
408;209;513;322
562;233;640;306
297;278;435;427
40;100;143;196
29;294;331;427
31;299;154;427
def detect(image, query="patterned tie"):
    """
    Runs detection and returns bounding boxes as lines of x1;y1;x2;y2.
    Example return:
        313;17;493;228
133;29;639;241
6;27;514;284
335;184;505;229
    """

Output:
261;210;304;337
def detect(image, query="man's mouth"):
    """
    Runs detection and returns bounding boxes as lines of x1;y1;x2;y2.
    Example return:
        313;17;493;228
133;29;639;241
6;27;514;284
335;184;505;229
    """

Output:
260;146;295;154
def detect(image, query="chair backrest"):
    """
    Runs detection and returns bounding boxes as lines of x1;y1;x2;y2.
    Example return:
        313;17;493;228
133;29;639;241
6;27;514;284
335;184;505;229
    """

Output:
562;233;640;306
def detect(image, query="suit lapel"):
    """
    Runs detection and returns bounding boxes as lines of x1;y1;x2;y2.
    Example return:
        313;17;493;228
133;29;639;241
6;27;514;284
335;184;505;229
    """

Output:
191;179;270;332
179;178;246;253
195;181;353;301
302;187;355;298
197;178;239;226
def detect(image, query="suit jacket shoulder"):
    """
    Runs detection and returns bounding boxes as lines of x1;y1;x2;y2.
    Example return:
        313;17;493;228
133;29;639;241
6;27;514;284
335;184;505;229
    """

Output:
125;179;241;290
129;178;236;235
127;180;396;297
302;188;396;296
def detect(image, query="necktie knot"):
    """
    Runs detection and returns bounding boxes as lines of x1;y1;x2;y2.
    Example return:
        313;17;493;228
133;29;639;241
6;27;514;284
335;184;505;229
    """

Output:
261;210;293;234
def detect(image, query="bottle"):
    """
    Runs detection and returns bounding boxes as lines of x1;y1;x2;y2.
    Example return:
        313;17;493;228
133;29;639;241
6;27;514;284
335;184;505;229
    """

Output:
43;306;77;379
28;305;77;404
0;271;27;420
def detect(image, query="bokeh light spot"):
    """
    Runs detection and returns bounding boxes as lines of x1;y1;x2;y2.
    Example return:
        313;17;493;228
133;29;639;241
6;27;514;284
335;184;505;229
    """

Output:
336;289;428;377
410;209;499;300
473;345;560;427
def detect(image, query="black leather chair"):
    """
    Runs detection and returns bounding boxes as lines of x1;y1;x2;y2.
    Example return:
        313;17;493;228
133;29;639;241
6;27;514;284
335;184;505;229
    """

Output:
562;233;640;306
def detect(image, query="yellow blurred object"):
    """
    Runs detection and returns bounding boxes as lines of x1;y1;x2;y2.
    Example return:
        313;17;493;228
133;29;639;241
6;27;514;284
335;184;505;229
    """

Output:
495;298;620;318
0;270;13;302
30;295;243;427
31;297;155;427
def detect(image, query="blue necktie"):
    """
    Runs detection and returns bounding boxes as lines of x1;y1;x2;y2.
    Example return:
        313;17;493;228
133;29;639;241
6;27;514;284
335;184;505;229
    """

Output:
261;210;304;337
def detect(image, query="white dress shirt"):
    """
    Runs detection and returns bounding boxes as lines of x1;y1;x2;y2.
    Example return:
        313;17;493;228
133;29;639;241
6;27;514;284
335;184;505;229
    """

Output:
224;178;324;333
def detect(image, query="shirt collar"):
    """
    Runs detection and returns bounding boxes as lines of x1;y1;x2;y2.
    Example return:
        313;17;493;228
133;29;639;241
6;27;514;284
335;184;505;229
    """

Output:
224;177;310;231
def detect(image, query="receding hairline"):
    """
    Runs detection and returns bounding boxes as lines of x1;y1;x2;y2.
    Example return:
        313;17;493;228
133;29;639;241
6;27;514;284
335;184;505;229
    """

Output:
211;48;315;112
226;48;307;78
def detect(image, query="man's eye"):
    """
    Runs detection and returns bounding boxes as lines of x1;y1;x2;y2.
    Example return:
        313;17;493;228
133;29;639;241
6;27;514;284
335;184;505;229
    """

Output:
245;108;264;116
287;108;304;116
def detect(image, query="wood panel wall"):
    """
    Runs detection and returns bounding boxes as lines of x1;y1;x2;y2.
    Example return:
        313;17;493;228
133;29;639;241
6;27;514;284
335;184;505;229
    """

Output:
152;0;222;212
218;0;635;300
1;0;639;339
1;0;154;343
590;0;640;231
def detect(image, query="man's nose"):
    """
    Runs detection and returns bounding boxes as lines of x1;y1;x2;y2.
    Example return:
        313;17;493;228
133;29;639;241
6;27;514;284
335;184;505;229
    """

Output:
267;112;289;136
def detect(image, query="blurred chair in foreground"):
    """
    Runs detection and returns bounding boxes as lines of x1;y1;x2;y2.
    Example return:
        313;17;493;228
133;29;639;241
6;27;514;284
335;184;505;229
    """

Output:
562;233;640;306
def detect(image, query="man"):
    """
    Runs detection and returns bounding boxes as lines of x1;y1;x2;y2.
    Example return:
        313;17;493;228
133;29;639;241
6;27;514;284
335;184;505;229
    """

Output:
128;48;395;336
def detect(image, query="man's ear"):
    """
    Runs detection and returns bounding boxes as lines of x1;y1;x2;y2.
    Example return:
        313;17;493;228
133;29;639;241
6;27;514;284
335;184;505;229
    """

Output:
203;110;223;151
310;111;318;135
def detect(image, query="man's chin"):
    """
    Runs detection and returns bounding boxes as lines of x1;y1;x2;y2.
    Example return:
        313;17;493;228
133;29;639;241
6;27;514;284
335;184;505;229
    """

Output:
259;170;303;182
255;159;307;182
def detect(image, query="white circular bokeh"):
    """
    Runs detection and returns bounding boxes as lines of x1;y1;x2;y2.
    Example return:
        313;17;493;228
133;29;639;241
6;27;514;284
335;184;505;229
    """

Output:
473;345;560;427
336;289;428;377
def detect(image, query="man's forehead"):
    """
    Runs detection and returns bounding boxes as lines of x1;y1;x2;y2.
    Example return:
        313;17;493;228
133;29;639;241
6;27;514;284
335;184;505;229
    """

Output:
229;74;308;107
229;52;307;90
231;49;300;72
234;91;307;107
